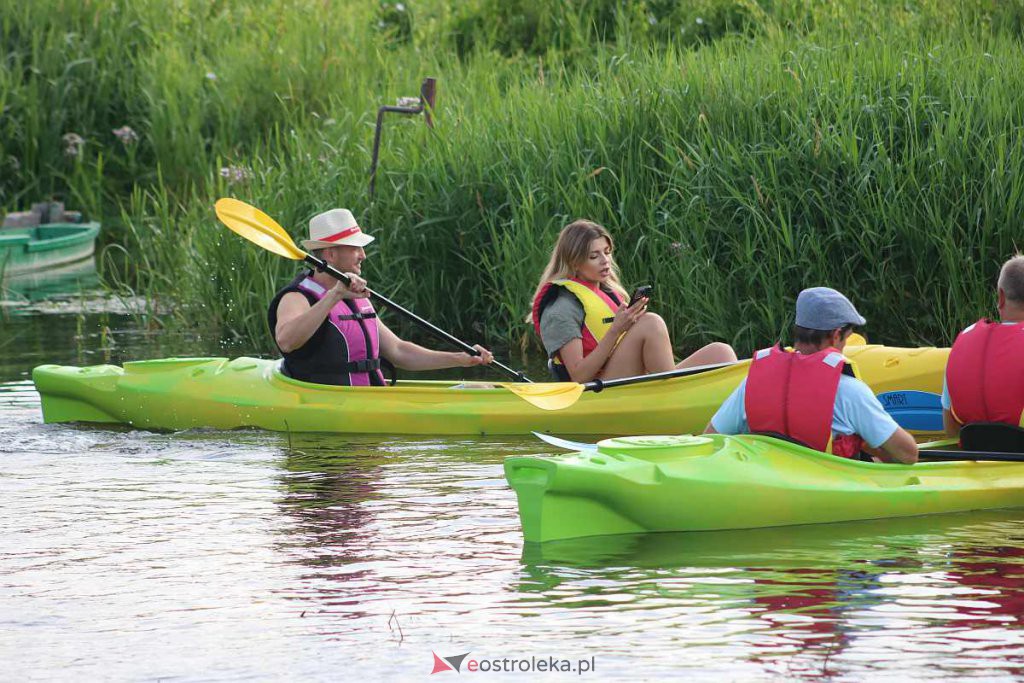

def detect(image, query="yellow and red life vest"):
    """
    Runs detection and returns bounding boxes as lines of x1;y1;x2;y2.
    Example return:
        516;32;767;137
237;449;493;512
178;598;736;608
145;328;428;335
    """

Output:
946;319;1024;426
531;278;624;368
745;345;865;458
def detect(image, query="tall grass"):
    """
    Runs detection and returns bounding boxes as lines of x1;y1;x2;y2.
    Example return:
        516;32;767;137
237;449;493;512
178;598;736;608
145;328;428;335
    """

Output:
384;30;1024;354
4;0;1024;358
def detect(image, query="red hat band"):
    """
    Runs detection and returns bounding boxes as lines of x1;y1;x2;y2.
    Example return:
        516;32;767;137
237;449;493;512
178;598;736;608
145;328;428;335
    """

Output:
322;226;362;243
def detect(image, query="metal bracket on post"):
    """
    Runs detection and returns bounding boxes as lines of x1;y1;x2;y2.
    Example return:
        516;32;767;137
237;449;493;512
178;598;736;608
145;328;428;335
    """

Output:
369;77;437;199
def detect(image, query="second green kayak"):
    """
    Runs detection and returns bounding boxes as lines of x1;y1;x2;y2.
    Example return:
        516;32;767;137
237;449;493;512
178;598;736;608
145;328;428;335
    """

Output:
505;434;1024;542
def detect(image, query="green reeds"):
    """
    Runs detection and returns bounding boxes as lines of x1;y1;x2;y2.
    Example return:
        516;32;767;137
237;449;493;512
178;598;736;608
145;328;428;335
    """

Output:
4;0;1024;357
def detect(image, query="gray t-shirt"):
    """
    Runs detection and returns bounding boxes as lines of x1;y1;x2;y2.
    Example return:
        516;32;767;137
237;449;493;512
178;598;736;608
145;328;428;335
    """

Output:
539;289;586;357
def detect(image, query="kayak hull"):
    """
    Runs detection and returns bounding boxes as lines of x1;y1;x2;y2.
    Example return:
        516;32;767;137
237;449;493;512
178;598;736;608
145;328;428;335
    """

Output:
505;434;1024;542
32;344;948;435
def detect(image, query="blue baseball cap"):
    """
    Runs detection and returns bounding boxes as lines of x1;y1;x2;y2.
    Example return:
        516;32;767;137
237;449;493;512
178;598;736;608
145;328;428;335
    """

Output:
795;287;866;330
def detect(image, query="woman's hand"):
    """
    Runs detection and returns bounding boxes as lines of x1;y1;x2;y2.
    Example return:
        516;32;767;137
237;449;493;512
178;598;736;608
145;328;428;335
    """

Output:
459;344;494;367
608;297;647;336
327;274;369;301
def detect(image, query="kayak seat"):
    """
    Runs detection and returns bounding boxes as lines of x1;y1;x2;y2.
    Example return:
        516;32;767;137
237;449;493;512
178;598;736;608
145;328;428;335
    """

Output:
960;422;1024;453
547;358;571;382
876;390;943;432
382;357;398;387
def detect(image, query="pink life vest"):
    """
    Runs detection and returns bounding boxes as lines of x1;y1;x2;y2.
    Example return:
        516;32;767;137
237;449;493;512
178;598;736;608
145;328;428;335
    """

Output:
745;345;865;458
294;277;384;386
946;319;1024;426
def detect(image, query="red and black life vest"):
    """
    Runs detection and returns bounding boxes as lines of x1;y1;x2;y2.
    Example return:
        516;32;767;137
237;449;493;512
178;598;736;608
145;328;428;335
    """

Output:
946;319;1024;426
745;345;864;458
531;278;624;371
267;271;385;386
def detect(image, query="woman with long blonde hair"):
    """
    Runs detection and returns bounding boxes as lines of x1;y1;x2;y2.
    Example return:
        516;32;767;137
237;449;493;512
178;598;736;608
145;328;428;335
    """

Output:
530;220;736;382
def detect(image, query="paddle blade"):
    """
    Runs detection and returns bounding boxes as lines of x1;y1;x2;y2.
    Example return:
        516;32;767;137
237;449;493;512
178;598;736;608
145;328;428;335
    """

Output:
214;198;306;260
532;431;598;451
503;382;584;410
847;333;867;346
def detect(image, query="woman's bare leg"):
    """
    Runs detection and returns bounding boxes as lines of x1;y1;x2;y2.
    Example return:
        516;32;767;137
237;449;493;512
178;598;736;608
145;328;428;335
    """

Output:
676;342;738;369
600;313;676;379
600;313;738;379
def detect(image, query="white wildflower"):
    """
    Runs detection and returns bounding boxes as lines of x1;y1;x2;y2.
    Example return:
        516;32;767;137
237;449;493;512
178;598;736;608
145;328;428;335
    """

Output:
219;165;253;184
62;132;85;157
112;125;139;145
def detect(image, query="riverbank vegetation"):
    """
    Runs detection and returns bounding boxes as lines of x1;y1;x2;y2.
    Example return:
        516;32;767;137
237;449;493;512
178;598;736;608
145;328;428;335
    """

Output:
3;0;1024;356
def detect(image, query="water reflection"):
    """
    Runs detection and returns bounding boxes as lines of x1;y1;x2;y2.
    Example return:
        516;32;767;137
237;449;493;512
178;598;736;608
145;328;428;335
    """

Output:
268;435;537;641
274;435;389;621
0;293;250;383
518;512;1024;676
1;257;98;304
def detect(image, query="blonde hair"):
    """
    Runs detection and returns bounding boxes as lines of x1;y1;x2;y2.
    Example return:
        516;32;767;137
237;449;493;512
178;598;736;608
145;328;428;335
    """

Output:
527;220;628;321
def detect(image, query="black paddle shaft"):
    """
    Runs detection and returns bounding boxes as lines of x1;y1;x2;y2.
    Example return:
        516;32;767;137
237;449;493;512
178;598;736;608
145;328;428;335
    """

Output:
919;449;1024;462
304;254;532;383
584;360;739;393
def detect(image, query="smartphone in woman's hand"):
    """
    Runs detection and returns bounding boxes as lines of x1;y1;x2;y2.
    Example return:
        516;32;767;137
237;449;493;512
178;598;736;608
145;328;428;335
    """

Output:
629;284;654;307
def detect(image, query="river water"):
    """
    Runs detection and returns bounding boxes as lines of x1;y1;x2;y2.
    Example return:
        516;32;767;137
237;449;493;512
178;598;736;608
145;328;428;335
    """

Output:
3;272;1024;680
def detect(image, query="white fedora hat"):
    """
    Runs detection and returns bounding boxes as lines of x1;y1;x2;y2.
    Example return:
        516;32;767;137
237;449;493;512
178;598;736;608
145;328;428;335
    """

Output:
302;208;375;250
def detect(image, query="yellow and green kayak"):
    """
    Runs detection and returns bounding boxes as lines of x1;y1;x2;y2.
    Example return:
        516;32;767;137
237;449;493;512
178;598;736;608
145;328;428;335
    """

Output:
504;434;1024;542
32;343;947;435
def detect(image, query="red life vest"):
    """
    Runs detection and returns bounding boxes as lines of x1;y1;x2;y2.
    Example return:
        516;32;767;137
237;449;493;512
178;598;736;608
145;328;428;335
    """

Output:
745;345;865;458
946;319;1024;426
531;278;623;360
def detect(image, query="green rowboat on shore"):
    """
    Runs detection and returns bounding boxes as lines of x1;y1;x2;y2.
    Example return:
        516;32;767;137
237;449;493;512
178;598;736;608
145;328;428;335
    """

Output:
0;222;101;277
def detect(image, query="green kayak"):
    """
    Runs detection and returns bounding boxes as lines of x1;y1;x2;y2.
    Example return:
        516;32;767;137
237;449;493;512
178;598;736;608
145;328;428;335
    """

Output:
504;434;1024;542
32;344;947;435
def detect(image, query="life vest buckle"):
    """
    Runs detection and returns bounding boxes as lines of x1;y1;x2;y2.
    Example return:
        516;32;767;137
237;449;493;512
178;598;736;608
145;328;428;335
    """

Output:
335;311;377;321
342;359;382;372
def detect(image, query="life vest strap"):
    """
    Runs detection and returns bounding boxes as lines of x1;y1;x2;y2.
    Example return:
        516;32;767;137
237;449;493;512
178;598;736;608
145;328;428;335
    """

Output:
340;358;382;372
335;311;377;321
750;430;809;449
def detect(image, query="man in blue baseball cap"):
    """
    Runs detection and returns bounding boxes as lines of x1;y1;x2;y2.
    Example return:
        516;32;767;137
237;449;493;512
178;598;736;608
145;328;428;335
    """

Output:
705;287;918;464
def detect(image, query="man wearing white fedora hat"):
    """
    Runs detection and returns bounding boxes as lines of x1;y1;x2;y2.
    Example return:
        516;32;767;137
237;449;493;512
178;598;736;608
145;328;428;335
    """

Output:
268;208;494;386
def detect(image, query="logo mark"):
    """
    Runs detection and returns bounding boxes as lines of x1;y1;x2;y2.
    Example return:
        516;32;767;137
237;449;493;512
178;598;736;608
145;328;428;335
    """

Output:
431;651;470;674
